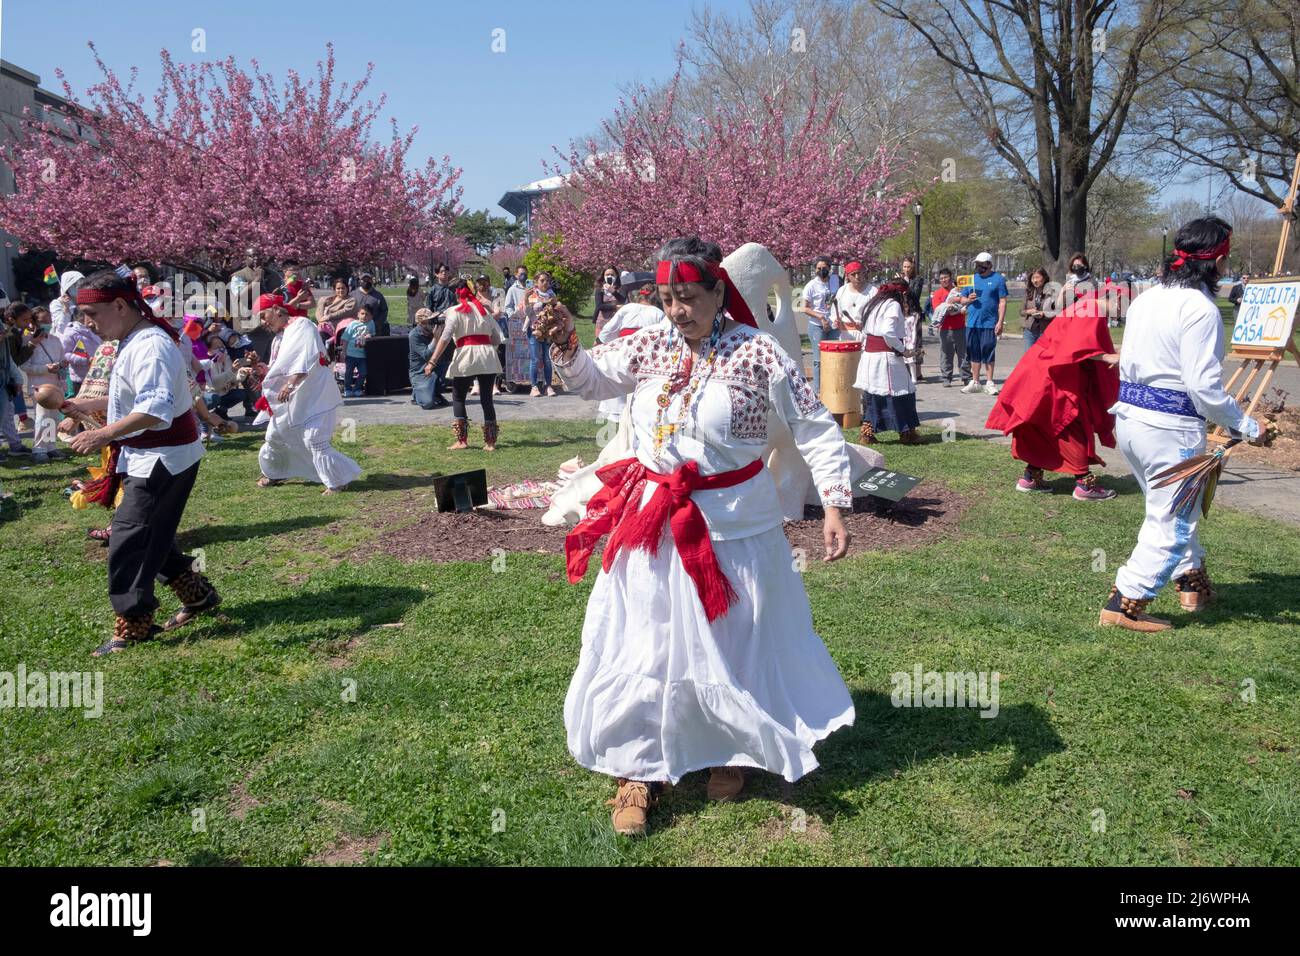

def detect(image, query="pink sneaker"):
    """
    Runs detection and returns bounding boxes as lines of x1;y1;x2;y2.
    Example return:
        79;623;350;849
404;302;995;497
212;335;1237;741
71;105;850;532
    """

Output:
1016;475;1051;493
1073;478;1117;501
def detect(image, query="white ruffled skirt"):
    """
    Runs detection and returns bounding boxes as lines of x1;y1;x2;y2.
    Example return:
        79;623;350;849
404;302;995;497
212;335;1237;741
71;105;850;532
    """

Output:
258;407;362;489
564;524;855;785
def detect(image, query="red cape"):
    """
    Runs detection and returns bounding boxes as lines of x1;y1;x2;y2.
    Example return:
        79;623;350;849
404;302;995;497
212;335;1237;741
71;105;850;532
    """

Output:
985;294;1119;474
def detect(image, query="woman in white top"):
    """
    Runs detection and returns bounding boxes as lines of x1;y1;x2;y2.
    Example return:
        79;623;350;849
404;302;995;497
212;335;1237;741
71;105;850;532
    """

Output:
427;278;506;451
21;323;67;460
853;280;922;445
535;237;854;838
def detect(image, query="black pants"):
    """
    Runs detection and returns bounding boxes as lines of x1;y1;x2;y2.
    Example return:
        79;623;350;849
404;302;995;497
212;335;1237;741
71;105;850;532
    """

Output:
108;460;200;616
451;374;498;422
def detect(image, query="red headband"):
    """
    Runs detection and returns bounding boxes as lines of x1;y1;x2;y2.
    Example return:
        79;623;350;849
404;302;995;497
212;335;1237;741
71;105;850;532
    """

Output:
1170;234;1231;269
655;259;756;328
76;286;179;341
456;285;486;316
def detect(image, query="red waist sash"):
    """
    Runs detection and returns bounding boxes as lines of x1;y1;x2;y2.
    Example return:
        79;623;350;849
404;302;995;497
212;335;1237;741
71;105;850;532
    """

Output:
118;408;199;449
865;334;900;355
565;456;764;622
456;335;492;347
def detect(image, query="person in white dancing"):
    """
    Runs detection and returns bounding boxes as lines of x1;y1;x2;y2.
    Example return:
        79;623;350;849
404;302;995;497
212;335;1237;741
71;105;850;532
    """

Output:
253;293;361;495
536;237;855;837
1099;217;1261;632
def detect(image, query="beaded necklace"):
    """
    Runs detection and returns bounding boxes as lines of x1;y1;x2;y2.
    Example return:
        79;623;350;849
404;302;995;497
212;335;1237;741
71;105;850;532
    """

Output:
651;312;726;461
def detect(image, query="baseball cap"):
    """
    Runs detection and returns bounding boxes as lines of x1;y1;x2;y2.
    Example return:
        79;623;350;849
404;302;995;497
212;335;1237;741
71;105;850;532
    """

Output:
974;252;993;264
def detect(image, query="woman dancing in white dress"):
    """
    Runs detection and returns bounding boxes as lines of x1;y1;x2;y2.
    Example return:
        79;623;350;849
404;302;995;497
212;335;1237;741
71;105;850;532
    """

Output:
537;237;857;837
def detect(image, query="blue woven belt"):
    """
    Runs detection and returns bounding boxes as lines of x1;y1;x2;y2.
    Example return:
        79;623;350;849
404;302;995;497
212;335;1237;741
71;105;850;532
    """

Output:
1117;381;1203;419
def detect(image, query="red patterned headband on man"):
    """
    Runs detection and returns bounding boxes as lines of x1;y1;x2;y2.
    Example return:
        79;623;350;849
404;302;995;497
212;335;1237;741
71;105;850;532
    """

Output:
654;259;756;327
1170;234;1231;269
76;285;179;341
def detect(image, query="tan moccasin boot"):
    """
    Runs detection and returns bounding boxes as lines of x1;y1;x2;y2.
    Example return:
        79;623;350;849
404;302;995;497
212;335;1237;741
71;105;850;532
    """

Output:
707;766;745;802
607;779;657;837
1098;587;1172;632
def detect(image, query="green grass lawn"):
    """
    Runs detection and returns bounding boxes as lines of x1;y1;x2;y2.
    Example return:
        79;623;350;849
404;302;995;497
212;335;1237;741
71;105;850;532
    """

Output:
2;421;1297;866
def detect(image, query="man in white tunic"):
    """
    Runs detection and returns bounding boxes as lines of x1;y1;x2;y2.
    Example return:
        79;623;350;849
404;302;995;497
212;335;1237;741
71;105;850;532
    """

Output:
66;271;221;655
254;294;361;494
1099;217;1261;632
536;237;855;838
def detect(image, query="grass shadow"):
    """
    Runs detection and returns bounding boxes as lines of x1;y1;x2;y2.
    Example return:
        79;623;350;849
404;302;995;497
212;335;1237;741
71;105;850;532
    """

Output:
1208;570;1300;625
658;689;1065;828
178;514;338;548
215;583;426;646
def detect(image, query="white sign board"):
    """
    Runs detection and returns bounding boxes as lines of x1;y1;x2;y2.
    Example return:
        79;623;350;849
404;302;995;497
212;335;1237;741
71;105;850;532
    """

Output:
1232;277;1300;350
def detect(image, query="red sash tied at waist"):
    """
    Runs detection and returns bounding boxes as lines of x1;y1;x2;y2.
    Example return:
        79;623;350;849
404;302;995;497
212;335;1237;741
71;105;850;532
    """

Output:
565;455;765;622
117;408;199;450
864;334;901;355
456;335;492;347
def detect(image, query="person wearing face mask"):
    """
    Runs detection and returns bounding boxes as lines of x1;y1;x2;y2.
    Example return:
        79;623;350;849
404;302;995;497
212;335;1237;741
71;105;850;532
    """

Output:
801;256;839;396
424;263;457;396
1057;252;1095;313
48;270;85;337
349;272;389;337
1098;217;1261;633
21;316;68;462
960;252;1008;395
535;236;854;837
519;271;561;396
56;307;103;398
593;267;626;337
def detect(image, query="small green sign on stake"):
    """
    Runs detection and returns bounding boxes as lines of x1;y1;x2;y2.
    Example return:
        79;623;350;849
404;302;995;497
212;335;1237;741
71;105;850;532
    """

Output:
856;467;922;503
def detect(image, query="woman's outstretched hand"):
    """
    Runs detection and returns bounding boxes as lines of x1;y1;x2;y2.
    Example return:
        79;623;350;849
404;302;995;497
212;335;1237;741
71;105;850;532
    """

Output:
822;507;850;561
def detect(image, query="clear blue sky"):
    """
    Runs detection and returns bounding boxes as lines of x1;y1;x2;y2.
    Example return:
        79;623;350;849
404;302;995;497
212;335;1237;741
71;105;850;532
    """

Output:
0;0;745;214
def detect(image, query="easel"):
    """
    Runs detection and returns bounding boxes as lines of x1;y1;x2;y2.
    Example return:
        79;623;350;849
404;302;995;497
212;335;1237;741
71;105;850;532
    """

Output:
1209;150;1300;446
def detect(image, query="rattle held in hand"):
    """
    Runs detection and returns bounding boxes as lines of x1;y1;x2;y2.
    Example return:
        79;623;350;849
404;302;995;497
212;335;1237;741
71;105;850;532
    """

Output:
532;299;573;345
36;384;99;429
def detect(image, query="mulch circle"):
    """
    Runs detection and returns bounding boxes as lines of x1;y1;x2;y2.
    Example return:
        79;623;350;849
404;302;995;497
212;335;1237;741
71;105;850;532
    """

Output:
1233;403;1300;472
351;479;970;565
784;480;971;556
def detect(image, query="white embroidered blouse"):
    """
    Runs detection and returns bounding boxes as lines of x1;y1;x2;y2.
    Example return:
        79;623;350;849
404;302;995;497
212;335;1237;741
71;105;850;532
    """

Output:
554;321;854;541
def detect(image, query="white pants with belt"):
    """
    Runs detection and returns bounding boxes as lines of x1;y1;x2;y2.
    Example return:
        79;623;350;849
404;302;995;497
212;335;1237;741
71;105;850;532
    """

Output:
1113;414;1207;600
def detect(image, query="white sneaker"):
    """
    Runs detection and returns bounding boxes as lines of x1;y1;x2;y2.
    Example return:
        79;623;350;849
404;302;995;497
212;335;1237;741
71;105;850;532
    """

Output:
960;380;982;394
983;381;1000;395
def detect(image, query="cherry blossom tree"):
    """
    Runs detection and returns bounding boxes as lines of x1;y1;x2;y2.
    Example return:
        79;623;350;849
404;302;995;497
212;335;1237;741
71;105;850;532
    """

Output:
0;44;461;280
533;71;914;272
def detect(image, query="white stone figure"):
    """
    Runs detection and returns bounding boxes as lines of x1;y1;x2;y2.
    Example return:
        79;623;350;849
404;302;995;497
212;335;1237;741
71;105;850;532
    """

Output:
541;242;884;528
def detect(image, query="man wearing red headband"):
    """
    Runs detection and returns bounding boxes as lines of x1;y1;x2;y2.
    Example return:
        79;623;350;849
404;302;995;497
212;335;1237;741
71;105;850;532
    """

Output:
535;237;855;838
253;293;361;494
1099;217;1260;632
64;270;221;655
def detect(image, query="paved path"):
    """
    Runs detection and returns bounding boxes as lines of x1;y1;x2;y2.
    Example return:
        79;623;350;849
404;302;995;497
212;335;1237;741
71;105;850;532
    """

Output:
333;331;1299;526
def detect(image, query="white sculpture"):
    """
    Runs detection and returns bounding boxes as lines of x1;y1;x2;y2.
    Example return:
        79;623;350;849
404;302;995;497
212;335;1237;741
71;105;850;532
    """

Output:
541;242;883;528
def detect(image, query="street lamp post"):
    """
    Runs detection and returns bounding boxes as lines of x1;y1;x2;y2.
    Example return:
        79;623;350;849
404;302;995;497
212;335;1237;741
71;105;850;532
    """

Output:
1161;225;1168;262
913;200;923;293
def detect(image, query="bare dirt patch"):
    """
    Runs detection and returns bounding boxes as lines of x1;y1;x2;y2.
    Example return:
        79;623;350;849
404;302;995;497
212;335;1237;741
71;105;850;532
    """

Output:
347;480;970;565
308;831;387;866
